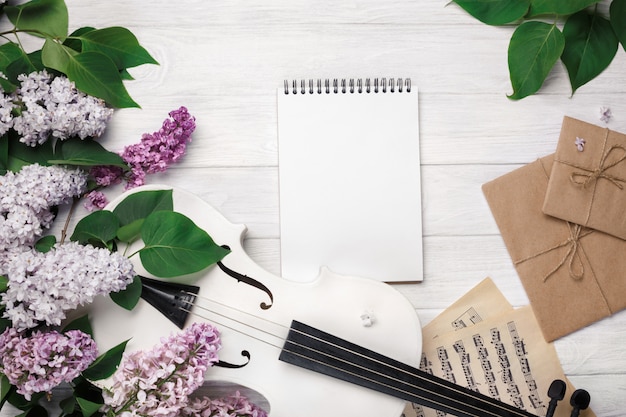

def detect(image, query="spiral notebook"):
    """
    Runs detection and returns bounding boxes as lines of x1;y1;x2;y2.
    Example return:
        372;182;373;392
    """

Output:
277;78;423;283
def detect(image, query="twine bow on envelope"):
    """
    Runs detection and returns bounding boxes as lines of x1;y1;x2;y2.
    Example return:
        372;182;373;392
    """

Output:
513;222;593;282
569;144;626;189
555;128;626;225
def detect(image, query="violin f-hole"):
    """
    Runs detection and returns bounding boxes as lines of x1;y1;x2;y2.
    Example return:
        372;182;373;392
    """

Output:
218;245;274;310
215;350;251;369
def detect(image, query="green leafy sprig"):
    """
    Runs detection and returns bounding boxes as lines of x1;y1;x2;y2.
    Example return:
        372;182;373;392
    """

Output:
453;0;625;99
70;189;231;310
0;0;157;108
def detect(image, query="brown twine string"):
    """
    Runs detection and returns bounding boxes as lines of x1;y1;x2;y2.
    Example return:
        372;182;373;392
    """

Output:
568;145;626;189
554;128;626;225
513;223;592;282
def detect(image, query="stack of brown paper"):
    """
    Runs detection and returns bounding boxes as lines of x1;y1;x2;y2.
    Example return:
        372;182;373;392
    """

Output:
482;155;626;341
543;116;626;240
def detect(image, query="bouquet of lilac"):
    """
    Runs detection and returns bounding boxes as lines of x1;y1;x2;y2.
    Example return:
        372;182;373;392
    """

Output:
0;1;267;416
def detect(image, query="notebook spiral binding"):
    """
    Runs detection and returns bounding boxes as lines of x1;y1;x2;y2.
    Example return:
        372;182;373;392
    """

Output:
284;78;411;95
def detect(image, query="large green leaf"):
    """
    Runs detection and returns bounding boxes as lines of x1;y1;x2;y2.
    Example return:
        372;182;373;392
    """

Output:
77;27;158;70
0;275;7;292
41;38;76;74
562;10;618;94
4;50;41;84
0;43;23;71
0;374;11;408
110;275;141;310
454;0;530;25
64;51;139;108
610;0;626;52
112;189;173;227
527;0;600;17
62;314;94;337
70;210;120;246
76;398;101;417
7;133;54;171
49;137;127;168
5;0;68;39
507;21;564;100
81;340;129;381
139;211;230;277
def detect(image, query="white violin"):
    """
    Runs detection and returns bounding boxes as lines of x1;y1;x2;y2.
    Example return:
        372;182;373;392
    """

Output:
88;185;567;417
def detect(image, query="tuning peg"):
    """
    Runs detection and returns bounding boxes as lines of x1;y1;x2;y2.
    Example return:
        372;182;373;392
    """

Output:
545;379;567;417
569;389;591;417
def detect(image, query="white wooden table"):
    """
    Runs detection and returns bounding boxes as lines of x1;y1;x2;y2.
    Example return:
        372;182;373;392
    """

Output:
3;1;626;416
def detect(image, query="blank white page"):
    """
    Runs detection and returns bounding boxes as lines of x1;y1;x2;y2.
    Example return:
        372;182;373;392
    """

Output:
277;79;423;283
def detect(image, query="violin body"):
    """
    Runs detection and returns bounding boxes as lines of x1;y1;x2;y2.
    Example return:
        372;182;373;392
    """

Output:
88;185;423;417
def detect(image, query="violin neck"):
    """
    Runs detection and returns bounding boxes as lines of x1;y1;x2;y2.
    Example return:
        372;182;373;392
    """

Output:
279;320;539;417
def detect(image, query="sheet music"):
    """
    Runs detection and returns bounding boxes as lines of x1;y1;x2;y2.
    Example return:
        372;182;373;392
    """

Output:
403;278;596;417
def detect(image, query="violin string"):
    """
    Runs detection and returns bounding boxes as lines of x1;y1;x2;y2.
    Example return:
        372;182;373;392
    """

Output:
282;331;534;417
178;293;288;349
179;294;535;417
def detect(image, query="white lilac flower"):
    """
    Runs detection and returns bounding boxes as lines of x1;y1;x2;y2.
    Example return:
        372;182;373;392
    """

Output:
0;327;98;400
1;242;135;330
0;164;87;251
102;322;221;417
11;70;113;146
0;91;15;136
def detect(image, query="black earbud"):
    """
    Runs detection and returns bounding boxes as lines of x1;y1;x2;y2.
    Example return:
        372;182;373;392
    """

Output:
569;388;591;417
545;379;567;417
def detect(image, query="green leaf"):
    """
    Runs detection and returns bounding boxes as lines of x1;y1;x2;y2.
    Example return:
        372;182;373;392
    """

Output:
0;43;23;69
0;275;7;292
77;26;158;70
110;275;142;310
507;21;565;100
76;397;101;417
64;26;96;53
62;314;94;336
112;189;173;227
81;339;129;381
453;0;530;25
7;133;54;170
610;0;626;52
116;218;144;243
5;0;68;39
561;10;618;94
70;210;120;246
49;137;127;167
34;235;56;253
527;0;600;17
0;134;8;173
0;374;11;407
65;51;139;108
139;211;230;277
4;50;41;84
0;43;24;89
42;38;76;74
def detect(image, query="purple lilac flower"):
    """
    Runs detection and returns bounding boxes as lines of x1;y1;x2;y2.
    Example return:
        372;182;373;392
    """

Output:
182;392;268;417
0;327;98;400
84;190;109;211
599;106;612;123
90;106;196;190
102;322;221;417
1;242;135;330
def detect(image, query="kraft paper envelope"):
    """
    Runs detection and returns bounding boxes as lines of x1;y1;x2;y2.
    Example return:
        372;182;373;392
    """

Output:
543;116;626;240
482;155;626;341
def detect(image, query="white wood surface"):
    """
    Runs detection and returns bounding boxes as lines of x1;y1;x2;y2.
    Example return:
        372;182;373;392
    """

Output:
2;1;626;416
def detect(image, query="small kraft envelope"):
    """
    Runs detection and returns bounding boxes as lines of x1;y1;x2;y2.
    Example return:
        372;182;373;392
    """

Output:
483;155;626;341
543;116;626;240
